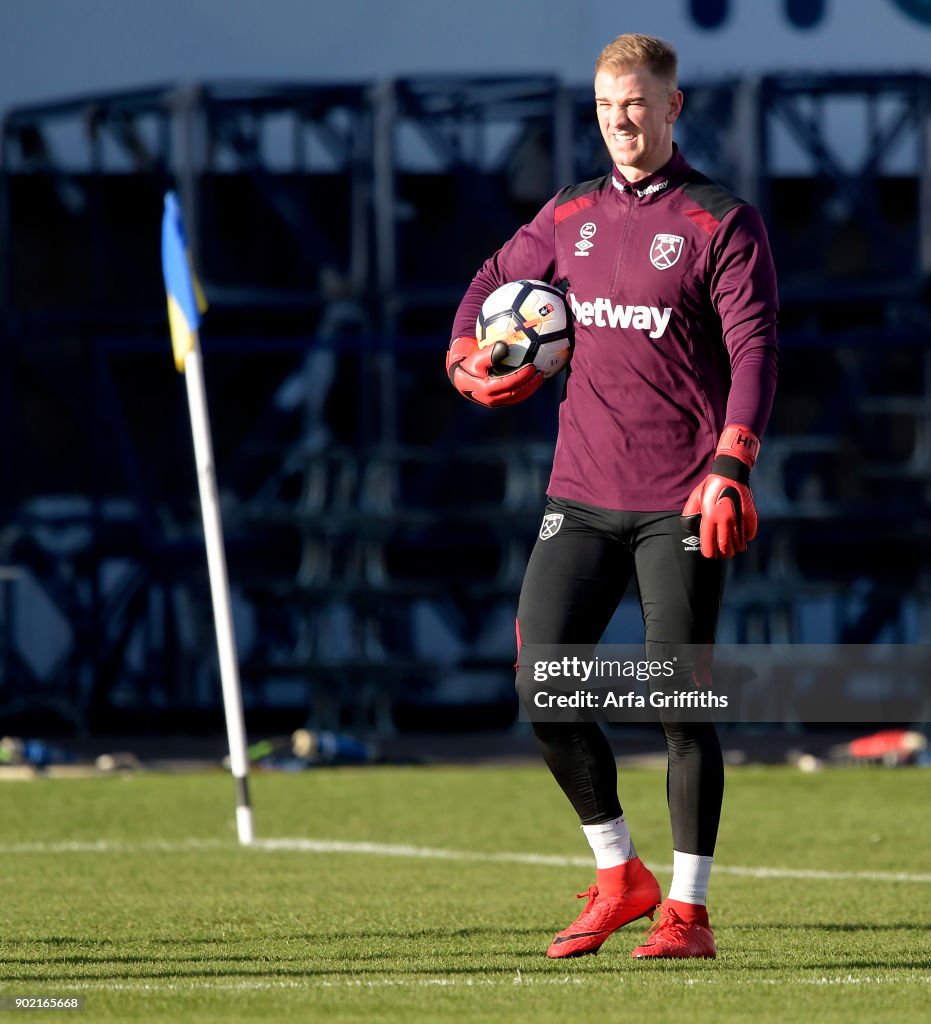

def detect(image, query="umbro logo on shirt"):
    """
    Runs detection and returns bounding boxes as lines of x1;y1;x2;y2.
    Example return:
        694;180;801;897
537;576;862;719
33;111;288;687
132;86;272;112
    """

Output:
575;221;597;256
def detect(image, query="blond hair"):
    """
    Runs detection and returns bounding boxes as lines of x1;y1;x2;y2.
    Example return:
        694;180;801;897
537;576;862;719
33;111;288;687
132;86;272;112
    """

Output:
595;34;678;88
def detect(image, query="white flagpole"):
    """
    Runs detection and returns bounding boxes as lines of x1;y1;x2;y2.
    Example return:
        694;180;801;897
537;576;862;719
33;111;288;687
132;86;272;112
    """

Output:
182;340;254;846
162;190;253;844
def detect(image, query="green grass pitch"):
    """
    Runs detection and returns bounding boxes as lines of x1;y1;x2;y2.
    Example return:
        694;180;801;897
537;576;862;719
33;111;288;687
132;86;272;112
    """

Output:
0;760;928;1022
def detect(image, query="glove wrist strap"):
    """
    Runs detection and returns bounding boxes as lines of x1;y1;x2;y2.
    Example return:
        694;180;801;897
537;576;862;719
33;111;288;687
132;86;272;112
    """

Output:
710;454;750;484
715;424;760;468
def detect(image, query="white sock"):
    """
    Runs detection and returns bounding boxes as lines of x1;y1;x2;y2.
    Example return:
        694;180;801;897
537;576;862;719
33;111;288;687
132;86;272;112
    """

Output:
667;850;713;904
580;815;637;868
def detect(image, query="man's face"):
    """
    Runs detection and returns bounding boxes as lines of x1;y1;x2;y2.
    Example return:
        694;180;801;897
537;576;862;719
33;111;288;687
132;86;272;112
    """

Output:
594;66;682;181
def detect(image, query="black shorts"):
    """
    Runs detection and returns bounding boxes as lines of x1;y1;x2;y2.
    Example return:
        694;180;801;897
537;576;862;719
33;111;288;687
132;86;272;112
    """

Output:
516;496;726;654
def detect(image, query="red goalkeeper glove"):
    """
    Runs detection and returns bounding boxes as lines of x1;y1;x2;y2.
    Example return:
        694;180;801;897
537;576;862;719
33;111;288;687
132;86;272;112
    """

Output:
446;336;543;408
681;425;760;559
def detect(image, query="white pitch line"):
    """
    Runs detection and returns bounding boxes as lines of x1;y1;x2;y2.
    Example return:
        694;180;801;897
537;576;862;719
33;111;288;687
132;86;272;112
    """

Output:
0;836;929;885
44;973;931;994
250;837;931;885
0;838;227;854
255;837;594;867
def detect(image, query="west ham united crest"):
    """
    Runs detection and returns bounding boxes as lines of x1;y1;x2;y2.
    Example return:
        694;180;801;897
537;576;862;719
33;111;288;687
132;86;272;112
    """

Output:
649;233;684;270
539;513;564;540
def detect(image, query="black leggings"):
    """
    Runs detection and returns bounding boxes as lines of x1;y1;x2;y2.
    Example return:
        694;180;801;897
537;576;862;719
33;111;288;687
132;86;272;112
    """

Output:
516;497;726;856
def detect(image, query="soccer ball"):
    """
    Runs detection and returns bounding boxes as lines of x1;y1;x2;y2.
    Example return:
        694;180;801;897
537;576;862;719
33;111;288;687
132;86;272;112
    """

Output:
476;279;573;378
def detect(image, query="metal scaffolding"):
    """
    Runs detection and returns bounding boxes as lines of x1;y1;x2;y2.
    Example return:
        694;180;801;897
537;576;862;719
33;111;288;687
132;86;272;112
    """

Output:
1;72;930;732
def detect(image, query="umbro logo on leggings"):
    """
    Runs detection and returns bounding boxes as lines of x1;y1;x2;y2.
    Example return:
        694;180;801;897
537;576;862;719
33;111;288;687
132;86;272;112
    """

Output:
540;513;564;540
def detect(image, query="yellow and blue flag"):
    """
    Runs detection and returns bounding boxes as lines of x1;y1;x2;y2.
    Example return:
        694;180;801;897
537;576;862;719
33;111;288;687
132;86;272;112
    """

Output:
161;191;208;372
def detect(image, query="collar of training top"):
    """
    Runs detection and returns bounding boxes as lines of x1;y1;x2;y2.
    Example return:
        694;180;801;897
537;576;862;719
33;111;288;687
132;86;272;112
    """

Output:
611;144;690;202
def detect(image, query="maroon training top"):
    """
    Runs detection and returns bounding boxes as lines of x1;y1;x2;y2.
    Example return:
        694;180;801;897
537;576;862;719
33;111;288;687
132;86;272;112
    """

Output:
450;146;779;512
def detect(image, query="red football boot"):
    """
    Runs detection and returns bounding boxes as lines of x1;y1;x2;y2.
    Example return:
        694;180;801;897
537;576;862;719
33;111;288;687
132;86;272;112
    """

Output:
546;859;661;958
631;898;717;959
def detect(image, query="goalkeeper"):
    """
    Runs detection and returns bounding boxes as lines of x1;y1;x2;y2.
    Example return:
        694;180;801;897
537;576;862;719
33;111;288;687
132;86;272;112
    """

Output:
447;33;778;959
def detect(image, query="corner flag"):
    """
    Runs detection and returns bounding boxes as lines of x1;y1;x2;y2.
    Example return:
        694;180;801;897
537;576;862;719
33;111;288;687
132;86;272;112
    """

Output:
161;191;208;371
161;191;254;845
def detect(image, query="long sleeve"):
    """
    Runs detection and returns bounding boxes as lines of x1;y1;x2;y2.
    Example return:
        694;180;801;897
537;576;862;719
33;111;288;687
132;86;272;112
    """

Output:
709;205;780;437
